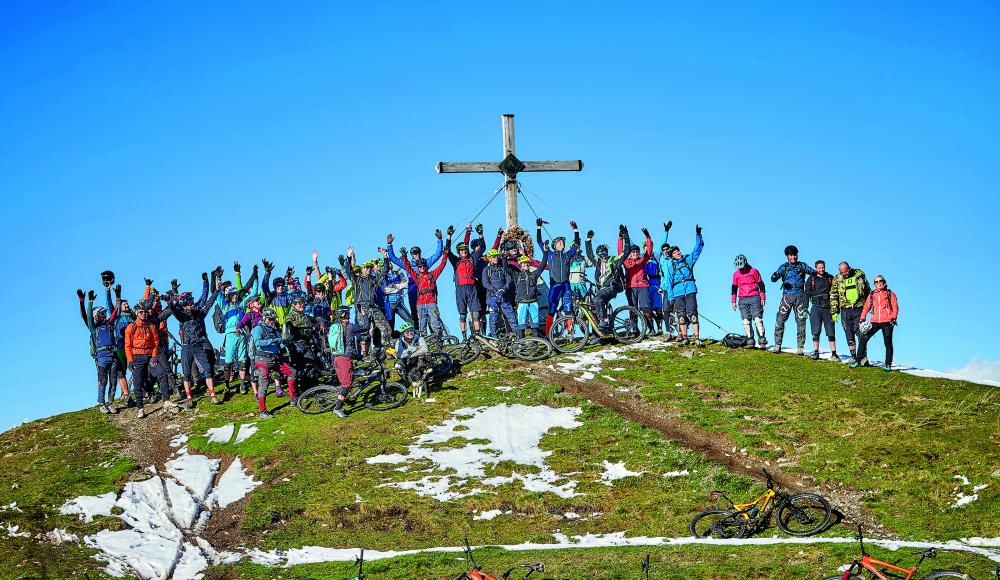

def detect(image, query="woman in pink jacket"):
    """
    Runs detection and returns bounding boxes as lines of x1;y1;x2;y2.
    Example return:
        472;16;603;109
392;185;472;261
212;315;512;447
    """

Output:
851;274;899;370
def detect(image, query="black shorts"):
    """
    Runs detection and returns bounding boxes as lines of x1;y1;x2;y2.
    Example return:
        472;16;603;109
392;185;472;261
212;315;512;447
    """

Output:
673;293;698;317
456;284;481;317
628;287;651;310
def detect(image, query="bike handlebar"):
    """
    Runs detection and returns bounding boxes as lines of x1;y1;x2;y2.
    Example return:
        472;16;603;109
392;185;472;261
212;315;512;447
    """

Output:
912;548;936;558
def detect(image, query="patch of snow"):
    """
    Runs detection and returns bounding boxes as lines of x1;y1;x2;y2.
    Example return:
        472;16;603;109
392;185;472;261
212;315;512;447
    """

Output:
0;501;21;512
44;528;78;544
59;492;117;522
205;423;235;444
165;453;220;502
598;461;644;485
233;423;258;444
954;474;970;486
274;430;286;435
3;523;30;538
953;493;979;508
962;537;1000;547
367;404;583;501
169;434;188;448
495;386;514;392
210;458;261;509
973;484;989;493
662;470;690;478
474;509;511;521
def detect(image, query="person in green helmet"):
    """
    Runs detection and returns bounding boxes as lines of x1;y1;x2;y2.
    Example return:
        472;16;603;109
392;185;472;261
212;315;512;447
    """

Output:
394;322;431;399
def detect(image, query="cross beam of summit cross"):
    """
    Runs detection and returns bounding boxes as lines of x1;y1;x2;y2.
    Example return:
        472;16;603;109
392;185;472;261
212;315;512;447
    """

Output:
436;114;584;229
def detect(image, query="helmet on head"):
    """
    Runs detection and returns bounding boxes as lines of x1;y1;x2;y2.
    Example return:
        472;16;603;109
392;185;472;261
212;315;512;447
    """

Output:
485;249;501;258
287;277;300;287
502;241;518;251
313;282;327;293
553;236;566;244
399;322;415;333
629;244;640;254
517;255;531;264
415;258;428;269
178;292;194;305
272;277;286;287
456;242;469;252
596;244;609;257
410;246;422;255
262;307;278;320
784;245;799;256
92;306;108;319
336;306;351;319
290;293;307;305
225;286;239;297
734;254;748;269
134;300;151;312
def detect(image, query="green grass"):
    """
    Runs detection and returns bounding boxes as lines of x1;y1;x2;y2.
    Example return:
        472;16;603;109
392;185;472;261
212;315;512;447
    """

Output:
0;348;997;578
609;345;1000;540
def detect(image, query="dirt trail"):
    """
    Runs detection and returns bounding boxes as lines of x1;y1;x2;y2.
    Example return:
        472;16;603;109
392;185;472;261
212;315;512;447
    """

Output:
543;367;898;539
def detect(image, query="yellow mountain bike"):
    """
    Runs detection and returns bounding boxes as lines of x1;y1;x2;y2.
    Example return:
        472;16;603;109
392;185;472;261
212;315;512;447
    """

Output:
547;276;646;353
689;469;832;538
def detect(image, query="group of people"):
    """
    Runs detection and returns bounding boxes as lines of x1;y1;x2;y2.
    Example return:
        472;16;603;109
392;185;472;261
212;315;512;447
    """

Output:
732;245;899;369
77;219;899;420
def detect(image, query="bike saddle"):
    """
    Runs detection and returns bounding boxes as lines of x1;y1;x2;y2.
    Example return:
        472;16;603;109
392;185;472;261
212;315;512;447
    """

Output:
912;548;937;558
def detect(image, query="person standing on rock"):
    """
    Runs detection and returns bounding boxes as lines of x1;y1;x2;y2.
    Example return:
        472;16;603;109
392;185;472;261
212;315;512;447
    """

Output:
770;245;815;355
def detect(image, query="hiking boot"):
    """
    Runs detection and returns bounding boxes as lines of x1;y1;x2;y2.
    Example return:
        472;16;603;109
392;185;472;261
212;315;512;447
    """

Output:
882;364;893;372
164;400;178;412
333;409;347;419
677;338;689;346
186;399;195;409
239;383;249;395
694;339;705;347
98;404;109;414
275;389;287;398
290;397;298;406
810;351;820;361
258;411;274;419
831;351;839;361
125;398;137;409
795;347;805;355
846;357;857;365
137;408;146;419
210;395;221;405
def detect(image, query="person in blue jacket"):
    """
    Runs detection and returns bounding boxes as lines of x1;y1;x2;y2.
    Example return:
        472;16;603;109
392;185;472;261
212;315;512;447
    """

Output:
386;229;443;331
79;289;122;413
770;245;817;354
645;259;665;336
660;222;705;346
536;218;582;335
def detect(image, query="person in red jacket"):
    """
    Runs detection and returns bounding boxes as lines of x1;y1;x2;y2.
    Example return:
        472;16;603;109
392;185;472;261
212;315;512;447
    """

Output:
619;225;655;330
851;274;899;371
393;246;448;336
444;224;486;338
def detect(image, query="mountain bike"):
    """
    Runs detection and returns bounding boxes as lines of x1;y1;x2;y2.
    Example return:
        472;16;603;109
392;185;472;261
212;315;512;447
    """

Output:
442;332;484;365
821;526;974;579
546;276;646;353
689;469;831;538
352;548;365;580
456;538;546;580
474;330;553;361
296;348;407;414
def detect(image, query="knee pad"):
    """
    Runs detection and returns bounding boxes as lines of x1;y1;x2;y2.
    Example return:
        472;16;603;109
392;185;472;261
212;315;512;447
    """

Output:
459;314;467;323
689;314;698;324
677;314;688;326
742;319;753;335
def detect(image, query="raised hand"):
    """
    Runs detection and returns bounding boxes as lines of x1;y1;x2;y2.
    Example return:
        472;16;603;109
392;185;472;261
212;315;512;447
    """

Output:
619;224;627;235
475;223;484;235
306;265;314;275
641;227;651;238
252;264;258;274
447;225;455;236
347;246;354;257
435;229;443;240
664;220;672;231
696;224;703;235
570;220;577;230
465;223;473;232
536;217;544;227
400;247;408;257
114;284;121;296
214;265;223;277
202;272;208;281
497;227;504;237
587;229;595;239
262;259;273;272
233;261;241;273
88;290;96;301
312;250;319;262
171;278;180;290
144;278;153;286
76;289;85;300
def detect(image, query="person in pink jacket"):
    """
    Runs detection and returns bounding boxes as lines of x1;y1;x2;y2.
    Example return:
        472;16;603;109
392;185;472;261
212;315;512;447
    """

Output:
851;274;899;370
731;254;767;348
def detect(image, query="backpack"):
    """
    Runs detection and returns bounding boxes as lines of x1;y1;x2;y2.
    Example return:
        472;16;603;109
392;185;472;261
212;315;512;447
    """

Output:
722;333;752;348
670;257;696;289
93;322;116;350
843;272;866;305
212;304;225;333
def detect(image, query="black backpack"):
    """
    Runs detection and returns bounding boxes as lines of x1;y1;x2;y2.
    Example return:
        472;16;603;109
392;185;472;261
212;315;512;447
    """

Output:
722;333;752;348
212;304;225;333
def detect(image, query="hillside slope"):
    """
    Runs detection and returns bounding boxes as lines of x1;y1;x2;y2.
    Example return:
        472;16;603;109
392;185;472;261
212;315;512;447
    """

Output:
0;340;997;579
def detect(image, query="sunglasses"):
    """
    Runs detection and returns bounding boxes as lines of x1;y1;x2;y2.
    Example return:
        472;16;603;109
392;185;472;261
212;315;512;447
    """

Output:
875;280;885;284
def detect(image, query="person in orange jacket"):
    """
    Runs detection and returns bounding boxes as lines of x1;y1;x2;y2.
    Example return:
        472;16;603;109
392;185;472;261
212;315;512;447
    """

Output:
851;274;899;371
125;300;174;418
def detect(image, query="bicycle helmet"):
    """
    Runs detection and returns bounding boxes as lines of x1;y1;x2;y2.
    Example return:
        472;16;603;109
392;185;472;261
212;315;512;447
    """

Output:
553;235;566;244
517;255;531;264
133;300;151;312
410;245;422;255
177;292;194;305
502;241;518;251
456;242;469;252
262;307;278;320
596;244;609;258
272;276;286;287
629;244;640;254
336;306;351;319
734;254;748;269
290;293;307;305
784;245;799;256
485;249;501;258
415;258;428;269
224;286;239;298
91;306;108;320
399;322;415;333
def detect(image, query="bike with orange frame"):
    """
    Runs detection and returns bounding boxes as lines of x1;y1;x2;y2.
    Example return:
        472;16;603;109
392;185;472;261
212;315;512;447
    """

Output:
821;526;974;579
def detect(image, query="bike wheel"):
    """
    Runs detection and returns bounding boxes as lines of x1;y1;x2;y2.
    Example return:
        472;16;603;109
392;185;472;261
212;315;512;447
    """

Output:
547;314;590;353
363;381;408;411
821;576;861;580
918;572;975;579
689;509;749;539
775;493;832;536
611;305;647;344
296;386;340;414
445;339;482;365
513;337;553;361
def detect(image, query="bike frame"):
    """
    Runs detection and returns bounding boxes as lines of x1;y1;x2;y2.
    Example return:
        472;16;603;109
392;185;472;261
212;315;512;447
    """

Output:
848;555;919;580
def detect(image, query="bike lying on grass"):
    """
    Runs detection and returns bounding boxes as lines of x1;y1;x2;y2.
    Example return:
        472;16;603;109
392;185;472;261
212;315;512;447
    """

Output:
456;538;546;580
474;330;553;362
296;348;408;414
689;469;832;538
821;526;974;579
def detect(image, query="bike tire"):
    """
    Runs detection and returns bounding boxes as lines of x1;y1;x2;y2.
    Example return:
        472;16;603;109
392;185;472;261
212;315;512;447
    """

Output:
445;339;482;365
547;314;590;353
688;509;749;539
918;572;974;579
611;305;647;344
513;337;553;361
775;493;833;537
363;381;408;411
296;386;340;414
821;576;861;580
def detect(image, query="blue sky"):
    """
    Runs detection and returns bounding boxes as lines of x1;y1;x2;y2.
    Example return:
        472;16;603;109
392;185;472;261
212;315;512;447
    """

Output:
1;2;998;430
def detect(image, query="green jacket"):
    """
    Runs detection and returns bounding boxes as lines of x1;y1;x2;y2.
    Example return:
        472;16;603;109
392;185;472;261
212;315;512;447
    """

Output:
830;268;870;316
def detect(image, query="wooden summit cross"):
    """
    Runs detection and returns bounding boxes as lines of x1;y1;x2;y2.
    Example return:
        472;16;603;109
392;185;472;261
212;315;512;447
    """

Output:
436;114;583;229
